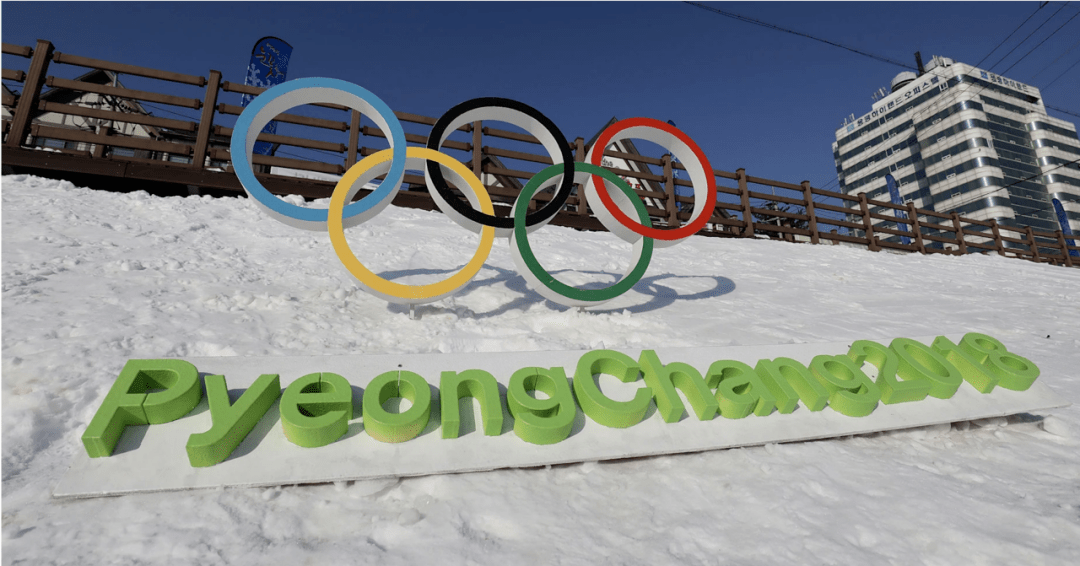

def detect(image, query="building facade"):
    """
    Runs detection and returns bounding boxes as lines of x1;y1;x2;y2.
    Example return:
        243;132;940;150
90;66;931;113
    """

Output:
832;55;1080;249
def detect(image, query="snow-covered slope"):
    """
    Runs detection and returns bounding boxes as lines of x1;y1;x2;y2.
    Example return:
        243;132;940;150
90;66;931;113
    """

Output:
3;174;1078;564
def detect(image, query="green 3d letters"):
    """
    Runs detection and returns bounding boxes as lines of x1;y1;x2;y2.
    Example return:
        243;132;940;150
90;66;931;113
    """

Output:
932;333;1040;392
755;357;828;413
82;359;202;458
186;373;281;467
809;355;881;417
81;333;1045;465
639;350;718;422
507;367;576;445
572;350;653;428
440;369;503;439
363;371;432;443
959;332;1039;391
280;372;353;448
847;340;930;404
704;360;776;418
891;338;963;398
930;335;998;393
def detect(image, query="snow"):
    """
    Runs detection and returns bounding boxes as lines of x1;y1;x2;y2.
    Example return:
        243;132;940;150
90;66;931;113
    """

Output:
3;173;1079;564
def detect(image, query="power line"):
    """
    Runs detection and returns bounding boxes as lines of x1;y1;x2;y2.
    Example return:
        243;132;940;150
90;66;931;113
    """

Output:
976;3;1046;68
684;1;1080;121
917;3;1073;121
989;2;1069;72
1044;58;1080;91
909;50;1075;127
1046;102;1080;119
1025;36;1080;82
907;64;985;123
682;1;1080;194
816;177;839;191
1000;8;1080;74
682;2;915;70
141;101;200;122
1000;155;1080;190
814;178;839;195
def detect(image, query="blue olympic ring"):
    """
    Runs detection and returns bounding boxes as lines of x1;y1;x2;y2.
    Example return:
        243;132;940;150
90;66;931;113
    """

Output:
230;77;408;230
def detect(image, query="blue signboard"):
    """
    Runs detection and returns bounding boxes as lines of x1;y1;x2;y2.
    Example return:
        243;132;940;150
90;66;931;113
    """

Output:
1052;198;1079;257
241;37;293;156
885;174;911;246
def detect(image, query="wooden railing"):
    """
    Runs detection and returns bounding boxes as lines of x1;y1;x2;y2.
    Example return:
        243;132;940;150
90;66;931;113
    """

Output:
3;39;1077;267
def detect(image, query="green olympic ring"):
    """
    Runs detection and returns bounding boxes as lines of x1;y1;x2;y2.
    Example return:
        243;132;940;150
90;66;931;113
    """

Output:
510;163;654;307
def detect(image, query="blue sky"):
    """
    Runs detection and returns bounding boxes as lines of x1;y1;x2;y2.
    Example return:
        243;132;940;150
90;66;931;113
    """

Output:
3;1;1079;192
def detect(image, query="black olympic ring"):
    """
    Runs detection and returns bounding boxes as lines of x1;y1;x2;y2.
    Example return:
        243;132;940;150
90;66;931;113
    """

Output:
426;97;575;230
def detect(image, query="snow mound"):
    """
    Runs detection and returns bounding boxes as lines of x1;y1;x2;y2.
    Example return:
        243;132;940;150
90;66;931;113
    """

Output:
3;174;1079;564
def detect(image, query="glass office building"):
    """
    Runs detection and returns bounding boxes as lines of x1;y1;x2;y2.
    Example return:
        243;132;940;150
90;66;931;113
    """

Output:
832;55;1080;249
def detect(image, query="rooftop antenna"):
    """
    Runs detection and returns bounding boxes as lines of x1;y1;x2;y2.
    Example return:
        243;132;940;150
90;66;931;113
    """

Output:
915;51;925;75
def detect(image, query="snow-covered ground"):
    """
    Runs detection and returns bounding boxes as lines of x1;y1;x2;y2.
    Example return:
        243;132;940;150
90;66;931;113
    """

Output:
2;174;1079;565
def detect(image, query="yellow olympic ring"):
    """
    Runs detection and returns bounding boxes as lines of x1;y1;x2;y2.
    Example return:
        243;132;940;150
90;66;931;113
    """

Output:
328;147;496;304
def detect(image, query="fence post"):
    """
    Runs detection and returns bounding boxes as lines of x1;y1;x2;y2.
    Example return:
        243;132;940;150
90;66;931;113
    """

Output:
858;192;880;251
191;69;221;170
662;154;679;227
93;124;109;158
5;39;53;148
907;201;925;254
1056;230;1074;267
1025;225;1041;263
801;180;819;244
950;212;967;255
575;137;587;216
472;120;482;180
738;168;753;237
346;110;361;168
990;219;1005;256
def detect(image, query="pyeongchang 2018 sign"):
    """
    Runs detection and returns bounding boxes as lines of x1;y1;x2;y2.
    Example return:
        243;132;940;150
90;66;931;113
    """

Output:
61;332;1063;497
58;79;1067;497
83;333;1040;461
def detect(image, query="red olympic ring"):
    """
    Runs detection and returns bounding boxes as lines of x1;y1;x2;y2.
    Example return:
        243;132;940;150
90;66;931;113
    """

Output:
588;118;717;242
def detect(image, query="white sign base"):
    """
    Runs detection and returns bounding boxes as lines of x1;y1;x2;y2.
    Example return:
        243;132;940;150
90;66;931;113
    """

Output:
54;336;1069;498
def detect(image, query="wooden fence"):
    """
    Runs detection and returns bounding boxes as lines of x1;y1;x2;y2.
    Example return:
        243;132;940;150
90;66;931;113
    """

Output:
3;39;1077;268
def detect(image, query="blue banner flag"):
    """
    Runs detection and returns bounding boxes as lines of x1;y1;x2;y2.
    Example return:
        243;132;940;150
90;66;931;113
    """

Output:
241;37;293;156
1052;198;1079;257
885;174;911;246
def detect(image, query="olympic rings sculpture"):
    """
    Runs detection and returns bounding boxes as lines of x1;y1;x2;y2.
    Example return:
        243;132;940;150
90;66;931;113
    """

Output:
231;77;716;308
